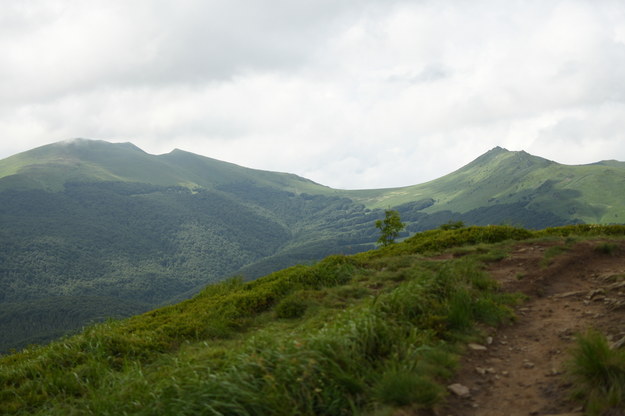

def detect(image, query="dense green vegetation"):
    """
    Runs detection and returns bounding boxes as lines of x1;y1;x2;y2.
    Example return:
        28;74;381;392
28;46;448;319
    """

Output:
1;139;625;353
1;225;624;414
0;181;376;351
0;296;151;352
0;225;535;415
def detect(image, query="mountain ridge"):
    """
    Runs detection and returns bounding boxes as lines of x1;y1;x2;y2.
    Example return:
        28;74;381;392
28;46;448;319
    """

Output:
1;139;624;351
0;139;331;194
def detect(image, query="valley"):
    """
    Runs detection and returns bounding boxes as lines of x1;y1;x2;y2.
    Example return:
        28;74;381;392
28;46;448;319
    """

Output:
0;139;624;351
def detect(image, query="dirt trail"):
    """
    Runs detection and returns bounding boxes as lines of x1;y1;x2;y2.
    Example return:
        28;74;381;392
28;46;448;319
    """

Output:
438;239;625;416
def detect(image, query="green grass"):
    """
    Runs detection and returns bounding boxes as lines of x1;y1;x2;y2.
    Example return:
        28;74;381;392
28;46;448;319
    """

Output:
594;242;620;255
2;225;625;415
568;331;625;415
541;245;571;267
0;226;532;415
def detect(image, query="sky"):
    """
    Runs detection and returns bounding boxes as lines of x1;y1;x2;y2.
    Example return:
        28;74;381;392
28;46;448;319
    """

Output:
1;0;625;189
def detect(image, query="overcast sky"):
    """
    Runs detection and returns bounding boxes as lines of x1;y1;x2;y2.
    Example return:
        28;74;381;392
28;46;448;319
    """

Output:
1;1;624;189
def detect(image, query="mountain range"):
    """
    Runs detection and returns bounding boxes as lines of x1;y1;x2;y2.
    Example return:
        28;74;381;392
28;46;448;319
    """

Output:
1;138;624;351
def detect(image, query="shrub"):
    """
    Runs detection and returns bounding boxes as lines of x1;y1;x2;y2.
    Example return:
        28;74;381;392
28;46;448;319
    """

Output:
439;220;465;230
374;369;443;407
274;293;308;319
594;242;619;256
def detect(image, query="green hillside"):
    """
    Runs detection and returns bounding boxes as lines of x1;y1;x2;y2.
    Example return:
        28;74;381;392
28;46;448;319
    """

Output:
346;147;625;225
0;140;376;351
1;224;624;415
0;139;332;194
1;140;624;352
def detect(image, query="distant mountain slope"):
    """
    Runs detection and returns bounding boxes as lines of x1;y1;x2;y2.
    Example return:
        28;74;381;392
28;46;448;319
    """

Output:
0;139;331;194
0;139;624;351
346;146;625;225
0;139;376;351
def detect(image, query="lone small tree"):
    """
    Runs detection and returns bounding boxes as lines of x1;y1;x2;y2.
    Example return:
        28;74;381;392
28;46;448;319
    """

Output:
375;209;405;247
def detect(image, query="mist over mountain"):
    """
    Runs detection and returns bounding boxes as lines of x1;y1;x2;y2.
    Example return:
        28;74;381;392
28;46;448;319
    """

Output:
1;139;623;351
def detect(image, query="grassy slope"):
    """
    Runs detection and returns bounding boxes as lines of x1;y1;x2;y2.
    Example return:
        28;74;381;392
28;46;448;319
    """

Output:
2;225;625;415
0;139;333;195
345;147;625;224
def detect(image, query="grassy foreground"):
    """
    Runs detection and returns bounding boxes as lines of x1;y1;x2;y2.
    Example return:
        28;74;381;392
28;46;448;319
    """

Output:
2;224;625;415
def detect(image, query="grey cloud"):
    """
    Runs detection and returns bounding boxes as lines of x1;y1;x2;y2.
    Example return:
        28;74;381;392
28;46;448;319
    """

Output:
1;0;625;189
387;64;449;84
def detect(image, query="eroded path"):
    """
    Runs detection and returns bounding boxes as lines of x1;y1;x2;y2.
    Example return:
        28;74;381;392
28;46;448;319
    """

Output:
439;240;625;416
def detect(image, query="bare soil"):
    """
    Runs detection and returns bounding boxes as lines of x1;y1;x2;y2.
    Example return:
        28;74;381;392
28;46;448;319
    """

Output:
437;239;625;416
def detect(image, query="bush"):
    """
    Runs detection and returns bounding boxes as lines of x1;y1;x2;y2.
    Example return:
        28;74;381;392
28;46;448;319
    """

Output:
439;220;465;230
594;242;619;256
274;293;308;319
374;369;443;407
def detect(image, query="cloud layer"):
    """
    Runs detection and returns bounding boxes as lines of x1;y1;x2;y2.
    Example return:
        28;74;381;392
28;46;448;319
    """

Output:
1;0;624;189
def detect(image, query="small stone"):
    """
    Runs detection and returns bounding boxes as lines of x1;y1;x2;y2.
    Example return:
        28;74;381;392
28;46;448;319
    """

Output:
447;383;471;398
541;413;583;416
611;335;625;349
486;336;493;345
468;343;488;351
475;367;487;375
587;288;605;299
523;361;535;369
554;290;584;298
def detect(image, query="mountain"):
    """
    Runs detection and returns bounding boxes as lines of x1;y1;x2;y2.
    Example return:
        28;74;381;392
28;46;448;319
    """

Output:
0;138;330;193
0;139;378;351
1;139;624;351
345;146;625;226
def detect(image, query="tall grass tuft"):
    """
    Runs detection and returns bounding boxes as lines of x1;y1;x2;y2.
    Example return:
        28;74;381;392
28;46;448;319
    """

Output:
568;330;625;415
594;242;619;256
374;368;443;407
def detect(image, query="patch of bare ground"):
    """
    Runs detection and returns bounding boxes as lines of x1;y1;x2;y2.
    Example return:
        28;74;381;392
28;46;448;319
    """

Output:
438;239;625;416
